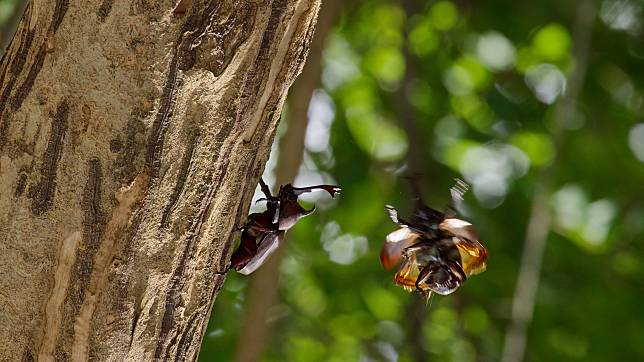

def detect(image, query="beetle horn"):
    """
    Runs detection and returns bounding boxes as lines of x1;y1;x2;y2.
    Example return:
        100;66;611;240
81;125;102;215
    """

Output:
291;184;341;197
301;204;316;217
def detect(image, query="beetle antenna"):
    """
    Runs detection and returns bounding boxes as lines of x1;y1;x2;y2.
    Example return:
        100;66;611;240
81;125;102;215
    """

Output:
403;173;425;208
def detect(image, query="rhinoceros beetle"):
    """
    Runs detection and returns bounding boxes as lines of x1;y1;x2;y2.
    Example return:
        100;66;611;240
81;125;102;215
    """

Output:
230;179;340;275
380;178;487;296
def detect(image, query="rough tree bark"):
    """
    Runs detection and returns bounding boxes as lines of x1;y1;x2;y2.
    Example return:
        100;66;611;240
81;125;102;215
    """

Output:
0;0;320;361
233;1;341;360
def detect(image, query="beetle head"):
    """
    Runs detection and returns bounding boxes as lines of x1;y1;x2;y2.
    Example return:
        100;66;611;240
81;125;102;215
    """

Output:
419;261;467;295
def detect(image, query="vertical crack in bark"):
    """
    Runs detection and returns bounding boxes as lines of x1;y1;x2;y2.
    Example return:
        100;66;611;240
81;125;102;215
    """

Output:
160;132;199;229
82;159;104;239
37;231;82;362
200;3;257;77
50;158;105;359
173;310;201;362
154;142;233;360
243;0;310;141
0;14;34;147
14;170;28;197
71;173;149;362
146;53;181;180
237;0;286;140
10;45;46;112
50;0;70;33
0;0;69;149
0;15;33;110
146;0;224;181
10;0;69;113
29;100;69;215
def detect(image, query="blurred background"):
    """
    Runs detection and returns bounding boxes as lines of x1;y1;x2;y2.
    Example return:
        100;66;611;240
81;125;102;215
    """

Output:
2;0;643;361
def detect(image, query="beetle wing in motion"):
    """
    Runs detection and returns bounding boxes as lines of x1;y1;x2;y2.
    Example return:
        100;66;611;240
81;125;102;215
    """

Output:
453;237;488;276
393;256;423;293
380;227;420;270
236;231;284;275
439;218;488;276
381;178;488;297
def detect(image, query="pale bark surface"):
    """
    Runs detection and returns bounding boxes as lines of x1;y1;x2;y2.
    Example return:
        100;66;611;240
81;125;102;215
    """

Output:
0;0;320;361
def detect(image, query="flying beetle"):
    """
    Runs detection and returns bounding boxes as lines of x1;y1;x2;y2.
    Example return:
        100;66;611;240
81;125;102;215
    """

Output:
380;178;488;296
231;179;341;275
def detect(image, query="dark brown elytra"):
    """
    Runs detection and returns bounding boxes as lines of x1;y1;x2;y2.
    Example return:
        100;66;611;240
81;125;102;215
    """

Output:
231;178;341;275
380;177;488;296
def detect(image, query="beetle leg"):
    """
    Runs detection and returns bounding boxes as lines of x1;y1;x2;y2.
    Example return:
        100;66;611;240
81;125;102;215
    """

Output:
448;260;468;282
259;178;272;198
415;264;434;296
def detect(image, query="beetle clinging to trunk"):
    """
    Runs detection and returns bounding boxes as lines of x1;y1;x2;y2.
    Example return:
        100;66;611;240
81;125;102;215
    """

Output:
231;179;341;275
380;177;488;297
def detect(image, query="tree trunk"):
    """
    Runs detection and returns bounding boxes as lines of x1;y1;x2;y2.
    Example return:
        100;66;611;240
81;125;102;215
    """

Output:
0;1;320;361
233;1;341;360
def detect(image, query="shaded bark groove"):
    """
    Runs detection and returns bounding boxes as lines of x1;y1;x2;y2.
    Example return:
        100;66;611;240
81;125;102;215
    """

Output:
29;100;70;215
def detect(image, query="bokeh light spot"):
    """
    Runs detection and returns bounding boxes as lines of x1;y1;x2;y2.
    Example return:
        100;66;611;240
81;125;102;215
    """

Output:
510;131;556;167
476;31;517;71
429;1;459;31
628;123;644;162
525;63;567;104
532;23;571;62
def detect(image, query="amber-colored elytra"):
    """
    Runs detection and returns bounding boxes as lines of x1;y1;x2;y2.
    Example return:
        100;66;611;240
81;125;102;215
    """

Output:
230;179;341;275
380;178;488;296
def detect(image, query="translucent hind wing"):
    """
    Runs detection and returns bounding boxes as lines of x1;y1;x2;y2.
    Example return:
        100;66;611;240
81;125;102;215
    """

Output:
453;236;488;276
380;228;420;270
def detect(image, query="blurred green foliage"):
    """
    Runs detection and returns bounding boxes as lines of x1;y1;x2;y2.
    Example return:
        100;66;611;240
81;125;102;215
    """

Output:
2;0;642;360
201;0;644;361
0;0;19;24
